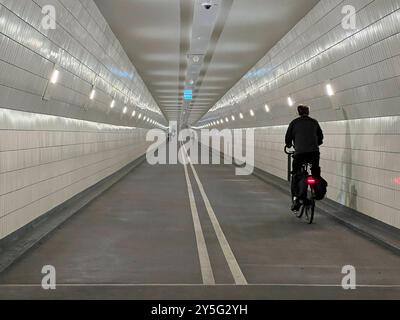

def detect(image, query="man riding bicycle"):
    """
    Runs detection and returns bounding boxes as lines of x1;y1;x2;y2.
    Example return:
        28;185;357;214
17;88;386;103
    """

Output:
285;105;324;212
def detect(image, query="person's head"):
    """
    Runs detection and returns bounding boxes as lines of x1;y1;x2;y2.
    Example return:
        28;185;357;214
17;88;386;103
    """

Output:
297;105;310;116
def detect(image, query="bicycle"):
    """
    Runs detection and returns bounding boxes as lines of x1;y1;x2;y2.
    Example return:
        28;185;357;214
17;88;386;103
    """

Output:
284;146;316;224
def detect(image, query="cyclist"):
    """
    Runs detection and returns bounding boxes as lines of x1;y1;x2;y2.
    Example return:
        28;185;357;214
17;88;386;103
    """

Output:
285;105;324;211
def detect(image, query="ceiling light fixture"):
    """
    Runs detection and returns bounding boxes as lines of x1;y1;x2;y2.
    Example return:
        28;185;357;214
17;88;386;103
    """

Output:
288;97;294;107
250;109;255;117
265;104;270;112
201;2;213;10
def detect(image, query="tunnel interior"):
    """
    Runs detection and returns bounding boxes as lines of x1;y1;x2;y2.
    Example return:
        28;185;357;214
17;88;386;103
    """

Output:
0;0;400;300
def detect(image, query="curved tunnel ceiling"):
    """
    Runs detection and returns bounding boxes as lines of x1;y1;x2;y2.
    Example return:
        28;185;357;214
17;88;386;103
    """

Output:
94;0;320;127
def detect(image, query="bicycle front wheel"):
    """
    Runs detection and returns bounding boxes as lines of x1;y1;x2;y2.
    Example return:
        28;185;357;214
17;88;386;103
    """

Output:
296;207;304;218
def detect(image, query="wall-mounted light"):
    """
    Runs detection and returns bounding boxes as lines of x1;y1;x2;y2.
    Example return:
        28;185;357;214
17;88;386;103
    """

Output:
326;83;335;96
50;69;60;84
89;88;96;100
110;99;115;109
221;119;224;123
225;117;229;122
132;110;136;117
265;104;270;112
250;109;255;117
288;97;294;107
239;113;244;119
138;113;142;119
123;106;127;114
231;115;235;121
43;66;60;100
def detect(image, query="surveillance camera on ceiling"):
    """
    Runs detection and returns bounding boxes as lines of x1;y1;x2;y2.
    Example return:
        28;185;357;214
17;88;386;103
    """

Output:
201;2;213;10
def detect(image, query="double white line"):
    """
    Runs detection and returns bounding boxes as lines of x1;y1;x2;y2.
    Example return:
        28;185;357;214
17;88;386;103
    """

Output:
181;144;247;285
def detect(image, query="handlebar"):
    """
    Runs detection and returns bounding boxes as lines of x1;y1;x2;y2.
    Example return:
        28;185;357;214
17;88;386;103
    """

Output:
284;146;295;155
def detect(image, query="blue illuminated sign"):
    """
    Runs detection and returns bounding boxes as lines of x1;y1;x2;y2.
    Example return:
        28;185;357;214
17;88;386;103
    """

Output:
183;89;193;100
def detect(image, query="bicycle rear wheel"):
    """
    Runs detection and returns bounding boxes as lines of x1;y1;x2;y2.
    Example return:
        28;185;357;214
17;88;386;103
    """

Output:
304;200;315;224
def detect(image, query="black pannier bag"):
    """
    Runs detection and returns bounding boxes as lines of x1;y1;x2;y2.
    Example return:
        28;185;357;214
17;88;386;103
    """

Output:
313;176;328;200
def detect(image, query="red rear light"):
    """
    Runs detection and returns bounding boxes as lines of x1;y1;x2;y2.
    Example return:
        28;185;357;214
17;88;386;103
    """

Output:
307;177;316;185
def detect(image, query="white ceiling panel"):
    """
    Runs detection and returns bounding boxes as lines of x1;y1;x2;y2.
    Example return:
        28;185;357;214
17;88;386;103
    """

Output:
94;0;320;126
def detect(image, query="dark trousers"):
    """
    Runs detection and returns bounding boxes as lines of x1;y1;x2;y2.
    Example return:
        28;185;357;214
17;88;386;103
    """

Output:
291;151;321;198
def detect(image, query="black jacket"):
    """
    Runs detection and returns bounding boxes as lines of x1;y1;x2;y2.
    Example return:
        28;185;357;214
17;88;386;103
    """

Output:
285;115;324;154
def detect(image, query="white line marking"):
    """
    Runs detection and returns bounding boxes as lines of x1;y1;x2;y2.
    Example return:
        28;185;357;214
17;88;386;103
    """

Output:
183;145;248;285
1;283;399;288
181;147;215;285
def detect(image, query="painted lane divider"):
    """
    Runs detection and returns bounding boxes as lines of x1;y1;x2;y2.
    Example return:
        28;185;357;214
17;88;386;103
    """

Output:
183;145;248;285
181;147;215;285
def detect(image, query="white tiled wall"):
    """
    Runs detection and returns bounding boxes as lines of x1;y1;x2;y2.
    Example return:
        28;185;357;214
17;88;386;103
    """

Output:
0;108;150;240
228;115;400;229
0;0;163;240
201;0;400;229
0;0;165;126
202;0;400;127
